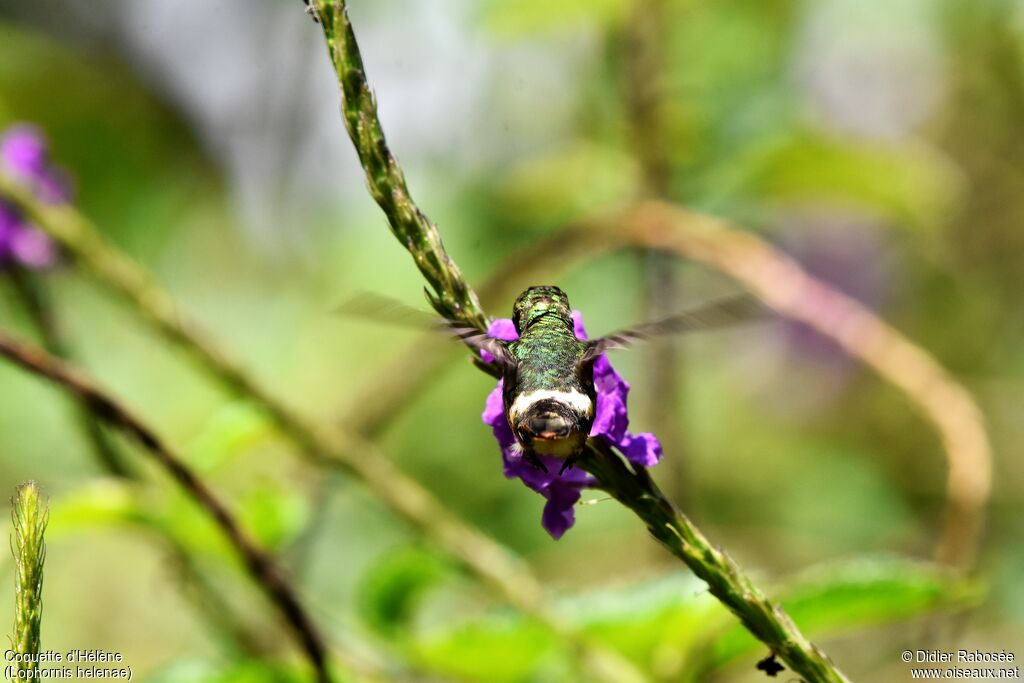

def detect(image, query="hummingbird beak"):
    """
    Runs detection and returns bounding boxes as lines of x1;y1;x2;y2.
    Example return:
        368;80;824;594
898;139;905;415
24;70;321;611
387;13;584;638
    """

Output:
524;412;572;440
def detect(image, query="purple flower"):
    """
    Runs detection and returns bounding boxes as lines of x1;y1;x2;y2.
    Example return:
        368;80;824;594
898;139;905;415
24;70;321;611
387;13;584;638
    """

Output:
481;312;662;539
0;124;70;270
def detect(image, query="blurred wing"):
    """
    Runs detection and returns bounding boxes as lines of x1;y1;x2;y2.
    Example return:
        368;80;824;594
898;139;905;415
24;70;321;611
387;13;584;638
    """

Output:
581;294;771;363
336;291;516;369
334;291;439;329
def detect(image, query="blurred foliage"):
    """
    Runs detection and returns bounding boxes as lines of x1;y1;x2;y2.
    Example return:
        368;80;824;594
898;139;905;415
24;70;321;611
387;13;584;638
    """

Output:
409;557;980;681
1;0;1023;680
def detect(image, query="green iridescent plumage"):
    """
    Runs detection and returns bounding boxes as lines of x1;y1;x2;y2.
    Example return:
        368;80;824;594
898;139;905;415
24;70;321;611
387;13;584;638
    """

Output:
507;287;592;396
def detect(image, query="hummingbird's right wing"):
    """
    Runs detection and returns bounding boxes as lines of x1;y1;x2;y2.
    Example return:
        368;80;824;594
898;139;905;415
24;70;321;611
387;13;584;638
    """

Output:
336;291;517;369
446;323;516;369
579;293;771;363
335;291;440;329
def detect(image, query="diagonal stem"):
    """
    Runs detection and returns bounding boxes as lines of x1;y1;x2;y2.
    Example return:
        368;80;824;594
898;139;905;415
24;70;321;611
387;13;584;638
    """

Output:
616;200;992;569
308;4;651;682
580;440;850;683
311;1;487;332
6;269;277;657
309;0;490;335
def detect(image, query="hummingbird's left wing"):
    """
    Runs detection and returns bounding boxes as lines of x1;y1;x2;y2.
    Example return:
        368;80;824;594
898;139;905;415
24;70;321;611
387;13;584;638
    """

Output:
580;293;771;363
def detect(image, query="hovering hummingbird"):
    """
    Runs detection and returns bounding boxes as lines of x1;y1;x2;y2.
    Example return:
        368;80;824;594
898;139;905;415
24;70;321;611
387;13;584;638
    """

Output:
339;286;765;472
447;286;767;473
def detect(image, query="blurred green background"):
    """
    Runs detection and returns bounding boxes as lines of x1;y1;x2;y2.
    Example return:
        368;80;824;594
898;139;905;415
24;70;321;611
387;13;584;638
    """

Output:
0;0;1021;681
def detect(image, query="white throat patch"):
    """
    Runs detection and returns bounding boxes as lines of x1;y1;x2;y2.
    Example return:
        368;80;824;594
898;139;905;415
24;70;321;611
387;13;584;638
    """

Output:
509;389;594;422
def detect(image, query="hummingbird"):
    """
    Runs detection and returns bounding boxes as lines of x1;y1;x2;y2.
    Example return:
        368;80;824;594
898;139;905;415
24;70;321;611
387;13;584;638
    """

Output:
338;286;765;472
450;285;766;473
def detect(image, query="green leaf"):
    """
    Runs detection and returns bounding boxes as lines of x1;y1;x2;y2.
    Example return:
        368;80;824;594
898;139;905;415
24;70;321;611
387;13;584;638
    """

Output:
493;141;640;228
237;484;310;551
409;557;981;681
415;617;561;683
45;480;148;537
413;574;717;680
159;489;235;562
560;573;721;665
694;557;984;677
156;483;309;562
357;547;450;637
185;403;275;473
702;130;964;230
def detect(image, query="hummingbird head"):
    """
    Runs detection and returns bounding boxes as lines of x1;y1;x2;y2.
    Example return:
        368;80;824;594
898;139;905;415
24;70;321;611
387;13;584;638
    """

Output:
512;286;573;334
511;396;591;458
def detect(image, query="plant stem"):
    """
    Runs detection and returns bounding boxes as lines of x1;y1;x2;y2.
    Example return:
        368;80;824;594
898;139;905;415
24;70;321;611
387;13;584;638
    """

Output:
5;271;283;661
310;0;488;334
617;200;992;569
0;331;338;683
10;481;48;679
580;441;850;683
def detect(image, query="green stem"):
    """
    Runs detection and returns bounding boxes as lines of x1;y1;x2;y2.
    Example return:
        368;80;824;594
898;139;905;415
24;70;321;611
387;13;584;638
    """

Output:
310;0;489;334
10;481;48;678
309;5;651;682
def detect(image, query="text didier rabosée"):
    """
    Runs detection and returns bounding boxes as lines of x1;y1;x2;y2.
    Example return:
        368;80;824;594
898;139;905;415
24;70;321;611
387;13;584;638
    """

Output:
915;650;1016;663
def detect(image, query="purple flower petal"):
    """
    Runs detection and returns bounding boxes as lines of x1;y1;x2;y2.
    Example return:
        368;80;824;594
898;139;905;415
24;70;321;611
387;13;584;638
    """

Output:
540;484;583;540
487;318;518;341
1;125;48;179
0;124;69;270
479;318;519;364
483;382;516;450
482;310;662;538
10;227;57;268
572;311;661;467
617;432;663;468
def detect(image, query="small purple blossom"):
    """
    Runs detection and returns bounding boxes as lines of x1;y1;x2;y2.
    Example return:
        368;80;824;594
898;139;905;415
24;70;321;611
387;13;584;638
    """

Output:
481;312;662;539
0;125;70;270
